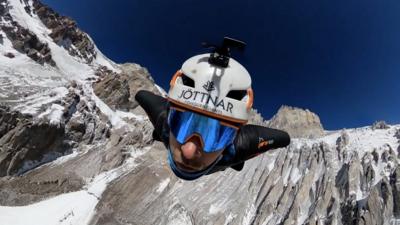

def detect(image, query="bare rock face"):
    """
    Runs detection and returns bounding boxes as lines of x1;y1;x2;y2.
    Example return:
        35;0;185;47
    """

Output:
0;119;67;176
248;108;269;126
0;166;84;206
398;145;400;158
93;67;133;111
394;129;400;143
361;153;375;192
88;128;399;225
0;81;110;178
354;179;394;225
0;103;74;177
0;80;152;206
267;105;325;138
391;167;400;218
93;64;160;111
336;130;350;160
0;105;31;138
372;120;390;130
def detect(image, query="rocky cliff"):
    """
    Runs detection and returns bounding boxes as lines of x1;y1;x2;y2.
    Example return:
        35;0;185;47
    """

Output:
0;1;399;225
268;105;325;138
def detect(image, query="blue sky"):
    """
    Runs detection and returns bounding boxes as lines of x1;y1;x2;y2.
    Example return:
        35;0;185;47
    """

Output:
43;0;400;130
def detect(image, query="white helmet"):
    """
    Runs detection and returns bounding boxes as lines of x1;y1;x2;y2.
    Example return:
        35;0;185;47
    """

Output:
168;38;253;124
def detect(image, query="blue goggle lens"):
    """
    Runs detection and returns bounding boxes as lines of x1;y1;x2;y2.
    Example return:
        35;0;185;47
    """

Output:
167;108;238;152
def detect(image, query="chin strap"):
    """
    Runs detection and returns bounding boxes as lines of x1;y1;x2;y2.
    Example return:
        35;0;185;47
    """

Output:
167;148;222;181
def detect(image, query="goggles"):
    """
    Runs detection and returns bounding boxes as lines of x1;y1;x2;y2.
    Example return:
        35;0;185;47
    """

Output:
167;106;239;153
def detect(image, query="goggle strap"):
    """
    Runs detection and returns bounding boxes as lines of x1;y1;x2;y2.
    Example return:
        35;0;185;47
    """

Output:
170;106;239;130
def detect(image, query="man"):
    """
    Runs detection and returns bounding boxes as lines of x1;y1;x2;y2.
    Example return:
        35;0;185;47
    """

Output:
135;38;290;180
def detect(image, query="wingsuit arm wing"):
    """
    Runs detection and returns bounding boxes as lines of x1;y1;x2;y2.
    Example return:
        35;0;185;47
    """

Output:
135;90;169;141
208;125;290;174
233;124;291;164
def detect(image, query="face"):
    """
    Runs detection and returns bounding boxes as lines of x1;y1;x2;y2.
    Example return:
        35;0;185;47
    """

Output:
169;132;224;172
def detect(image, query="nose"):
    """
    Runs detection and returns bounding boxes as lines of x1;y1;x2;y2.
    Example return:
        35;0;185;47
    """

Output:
181;135;203;160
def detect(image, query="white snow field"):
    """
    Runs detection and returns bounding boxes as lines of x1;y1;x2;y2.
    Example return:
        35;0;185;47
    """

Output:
0;145;150;225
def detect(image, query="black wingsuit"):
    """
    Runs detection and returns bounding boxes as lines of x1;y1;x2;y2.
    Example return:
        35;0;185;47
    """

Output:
135;90;291;174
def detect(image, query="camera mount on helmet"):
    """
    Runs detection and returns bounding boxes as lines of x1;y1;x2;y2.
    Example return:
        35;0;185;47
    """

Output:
202;37;246;68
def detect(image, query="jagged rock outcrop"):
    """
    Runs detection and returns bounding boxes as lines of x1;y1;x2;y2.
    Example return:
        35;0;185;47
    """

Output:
0;80;154;206
337;142;399;225
268;105;325;138
30;0;96;63
336;130;350;160
0;82;110;177
372;120;390;130
0;0;56;66
391;167;400;218
0;118;67;176
0;105;31;138
395;129;400;142
346;178;394;225
88;126;399;225
361;153;375;192
248;108;269;126
0;0;12;22
93;64;160;111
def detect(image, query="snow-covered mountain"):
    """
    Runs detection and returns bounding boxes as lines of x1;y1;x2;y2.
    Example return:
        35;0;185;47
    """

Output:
0;1;399;225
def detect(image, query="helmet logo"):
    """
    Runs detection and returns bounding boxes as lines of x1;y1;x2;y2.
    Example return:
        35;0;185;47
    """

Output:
258;137;274;149
177;88;234;113
203;81;215;92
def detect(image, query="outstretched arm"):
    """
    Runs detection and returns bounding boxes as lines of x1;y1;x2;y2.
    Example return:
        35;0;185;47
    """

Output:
135;90;169;141
233;125;290;162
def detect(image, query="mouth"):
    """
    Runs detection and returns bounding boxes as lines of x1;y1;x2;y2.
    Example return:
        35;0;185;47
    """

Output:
175;161;201;172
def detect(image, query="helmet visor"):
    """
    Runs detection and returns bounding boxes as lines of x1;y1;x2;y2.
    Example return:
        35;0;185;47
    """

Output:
167;107;238;152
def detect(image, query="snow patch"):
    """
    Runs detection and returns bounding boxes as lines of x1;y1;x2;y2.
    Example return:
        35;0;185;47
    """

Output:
50;151;79;166
89;87;126;129
290;167;302;184
223;213;237;225
266;151;279;172
116;110;146;121
166;214;193;225
38;104;64;124
282;165;292;186
261;213;274;225
87;35;120;73
17;151;66;175
0;145;149;225
242;203;256;225
209;204;222;215
0;169;118;225
156;178;170;193
15;87;68;115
